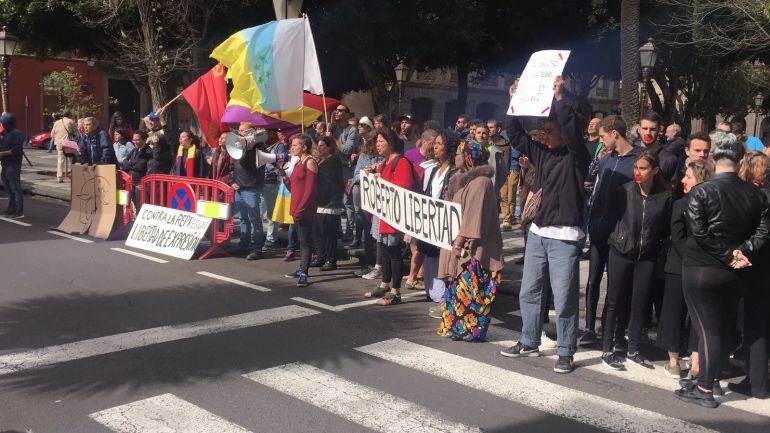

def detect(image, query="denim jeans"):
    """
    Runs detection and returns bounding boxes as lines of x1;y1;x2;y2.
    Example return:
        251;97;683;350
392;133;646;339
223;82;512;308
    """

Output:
518;230;581;357
423;255;445;302
261;182;279;242
235;187;264;253
1;163;23;214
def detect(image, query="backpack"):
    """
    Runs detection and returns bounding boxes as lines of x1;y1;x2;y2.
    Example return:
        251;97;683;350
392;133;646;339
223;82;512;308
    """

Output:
379;154;419;191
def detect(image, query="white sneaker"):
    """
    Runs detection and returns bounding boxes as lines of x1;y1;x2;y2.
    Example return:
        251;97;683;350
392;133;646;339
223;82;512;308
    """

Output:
362;268;382;280
540;332;557;349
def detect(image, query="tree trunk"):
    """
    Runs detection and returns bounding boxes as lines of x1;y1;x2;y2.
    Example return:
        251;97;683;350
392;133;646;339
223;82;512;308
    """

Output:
456;64;469;117
148;77;168;110
620;0;640;124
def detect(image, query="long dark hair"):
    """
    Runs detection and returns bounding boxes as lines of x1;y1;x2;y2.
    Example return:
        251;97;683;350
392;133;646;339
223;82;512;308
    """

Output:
109;111;130;131
634;151;670;191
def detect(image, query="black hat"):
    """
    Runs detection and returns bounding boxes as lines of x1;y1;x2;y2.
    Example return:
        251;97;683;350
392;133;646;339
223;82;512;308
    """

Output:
398;113;414;122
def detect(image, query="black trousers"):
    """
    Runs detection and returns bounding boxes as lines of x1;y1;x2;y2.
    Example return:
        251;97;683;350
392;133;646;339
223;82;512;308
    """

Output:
312;213;341;264
358;213;376;266
585;240;609;331
743;281;770;397
682;265;742;391
603;248;656;353
296;219;314;275
379;241;404;289
657;273;689;354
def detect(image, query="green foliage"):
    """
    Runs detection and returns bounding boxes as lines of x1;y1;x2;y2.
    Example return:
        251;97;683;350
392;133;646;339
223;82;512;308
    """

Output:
41;67;101;118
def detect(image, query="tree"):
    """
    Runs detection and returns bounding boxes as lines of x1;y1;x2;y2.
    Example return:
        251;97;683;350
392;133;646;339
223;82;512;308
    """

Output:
658;0;770;59
0;0;264;110
620;0;641;124
41;67;102;118
642;0;769;131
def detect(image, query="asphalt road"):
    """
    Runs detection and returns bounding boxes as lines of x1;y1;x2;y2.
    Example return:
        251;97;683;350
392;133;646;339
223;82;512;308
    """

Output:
0;195;768;433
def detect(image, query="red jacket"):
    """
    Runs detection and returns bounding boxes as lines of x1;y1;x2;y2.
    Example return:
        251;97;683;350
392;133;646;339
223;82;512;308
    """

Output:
379;156;415;234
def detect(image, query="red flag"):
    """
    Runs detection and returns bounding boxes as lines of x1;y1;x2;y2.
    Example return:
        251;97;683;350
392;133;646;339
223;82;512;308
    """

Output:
182;63;228;147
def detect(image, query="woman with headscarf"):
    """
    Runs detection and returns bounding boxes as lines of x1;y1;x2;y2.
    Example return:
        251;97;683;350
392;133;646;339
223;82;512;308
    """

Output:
436;139;503;341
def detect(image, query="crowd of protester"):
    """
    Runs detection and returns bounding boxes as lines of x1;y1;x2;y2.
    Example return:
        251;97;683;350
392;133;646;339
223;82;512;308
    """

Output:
2;73;769;409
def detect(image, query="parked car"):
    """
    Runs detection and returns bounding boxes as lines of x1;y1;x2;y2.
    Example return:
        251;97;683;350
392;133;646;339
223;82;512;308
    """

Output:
28;131;52;149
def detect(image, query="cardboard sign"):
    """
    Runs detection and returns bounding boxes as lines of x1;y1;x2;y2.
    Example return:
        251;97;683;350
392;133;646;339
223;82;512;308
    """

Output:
507;50;571;117
360;173;462;251
126;204;213;260
57;164;117;239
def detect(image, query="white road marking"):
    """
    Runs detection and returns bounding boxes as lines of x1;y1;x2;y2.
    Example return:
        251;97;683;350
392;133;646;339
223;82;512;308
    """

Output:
542;352;770;418
0;305;320;376
47;230;94;243
90;393;252;433
244;362;480;433
290;297;338;312
485;325;521;347
291;292;423;312
196;271;271;292
357;338;718;433
0;216;31;227
110;247;169;263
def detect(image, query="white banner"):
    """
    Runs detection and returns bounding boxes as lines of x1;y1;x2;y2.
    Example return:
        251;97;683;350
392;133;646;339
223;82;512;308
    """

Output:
126;204;212;260
507;50;571;117
360;173;462;251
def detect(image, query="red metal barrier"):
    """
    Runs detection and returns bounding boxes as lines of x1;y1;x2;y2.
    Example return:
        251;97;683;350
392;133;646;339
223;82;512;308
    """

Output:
110;170;134;239
139;174;235;259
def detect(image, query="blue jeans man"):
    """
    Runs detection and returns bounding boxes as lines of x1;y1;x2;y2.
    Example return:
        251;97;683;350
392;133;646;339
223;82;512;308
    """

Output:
1;163;23;216
517;231;581;359
260;182;279;244
235;187;264;255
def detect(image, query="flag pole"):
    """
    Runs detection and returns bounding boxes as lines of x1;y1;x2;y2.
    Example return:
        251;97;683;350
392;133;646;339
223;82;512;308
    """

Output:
322;93;329;127
156;91;185;115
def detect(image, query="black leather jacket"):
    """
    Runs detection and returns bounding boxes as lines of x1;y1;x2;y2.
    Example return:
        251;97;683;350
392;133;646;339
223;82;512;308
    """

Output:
684;172;770;267
609;181;672;260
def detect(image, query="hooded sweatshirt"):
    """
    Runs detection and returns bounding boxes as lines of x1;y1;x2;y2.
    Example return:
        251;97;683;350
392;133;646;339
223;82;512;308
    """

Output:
588;144;644;242
0;113;25;166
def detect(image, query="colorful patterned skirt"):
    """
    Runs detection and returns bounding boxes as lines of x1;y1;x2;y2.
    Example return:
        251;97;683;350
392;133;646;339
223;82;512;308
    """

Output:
437;256;500;342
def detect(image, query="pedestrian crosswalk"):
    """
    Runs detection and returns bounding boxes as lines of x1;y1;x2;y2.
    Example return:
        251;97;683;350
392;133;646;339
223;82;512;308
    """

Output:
90;393;252;433
244;362;481;433
86;337;768;433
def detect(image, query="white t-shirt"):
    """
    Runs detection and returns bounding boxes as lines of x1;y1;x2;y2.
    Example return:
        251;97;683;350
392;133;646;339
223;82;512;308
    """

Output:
424;164;449;199
529;222;585;242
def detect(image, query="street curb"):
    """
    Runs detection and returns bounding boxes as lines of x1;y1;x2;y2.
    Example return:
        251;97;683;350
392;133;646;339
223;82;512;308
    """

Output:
0;180;70;203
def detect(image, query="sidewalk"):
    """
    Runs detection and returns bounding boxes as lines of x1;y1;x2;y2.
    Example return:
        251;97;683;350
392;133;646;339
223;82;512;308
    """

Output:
0;147;71;202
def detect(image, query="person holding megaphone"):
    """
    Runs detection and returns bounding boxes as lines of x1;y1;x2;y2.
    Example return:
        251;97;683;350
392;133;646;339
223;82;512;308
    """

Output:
226;122;287;261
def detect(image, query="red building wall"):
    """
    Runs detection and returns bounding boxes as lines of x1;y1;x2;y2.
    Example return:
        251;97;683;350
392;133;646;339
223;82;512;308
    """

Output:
5;55;106;137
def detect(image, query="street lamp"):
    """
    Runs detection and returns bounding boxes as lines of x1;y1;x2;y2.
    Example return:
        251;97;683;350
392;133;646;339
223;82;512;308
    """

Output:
0;26;19;113
394;60;408;115
638;38;658;115
753;92;764;137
